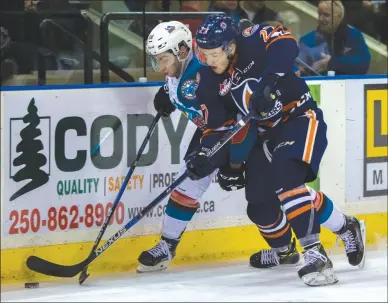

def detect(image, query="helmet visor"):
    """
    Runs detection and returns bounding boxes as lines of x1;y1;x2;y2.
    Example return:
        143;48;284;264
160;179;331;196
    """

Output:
150;52;176;72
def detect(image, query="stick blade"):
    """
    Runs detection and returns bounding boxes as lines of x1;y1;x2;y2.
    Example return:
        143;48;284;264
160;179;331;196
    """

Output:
78;268;90;285
26;255;86;278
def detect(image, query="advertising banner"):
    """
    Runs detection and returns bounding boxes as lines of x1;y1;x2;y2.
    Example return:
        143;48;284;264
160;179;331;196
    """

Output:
1;86;249;249
344;77;388;202
363;84;388;197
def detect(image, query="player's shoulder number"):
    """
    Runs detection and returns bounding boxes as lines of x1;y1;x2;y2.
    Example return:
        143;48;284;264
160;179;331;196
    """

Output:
243;25;291;43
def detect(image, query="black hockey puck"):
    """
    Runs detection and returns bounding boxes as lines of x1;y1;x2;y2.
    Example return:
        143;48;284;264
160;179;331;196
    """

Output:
25;282;39;289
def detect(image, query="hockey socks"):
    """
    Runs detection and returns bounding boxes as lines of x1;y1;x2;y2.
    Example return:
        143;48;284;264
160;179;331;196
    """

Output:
309;188;346;233
161;191;198;240
278;185;320;248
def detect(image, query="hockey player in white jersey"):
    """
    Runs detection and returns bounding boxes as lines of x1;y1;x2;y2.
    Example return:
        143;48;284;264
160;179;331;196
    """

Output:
136;21;242;272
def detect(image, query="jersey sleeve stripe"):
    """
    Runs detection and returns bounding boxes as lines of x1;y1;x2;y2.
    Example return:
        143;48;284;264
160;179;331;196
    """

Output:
266;36;296;50
302;110;318;164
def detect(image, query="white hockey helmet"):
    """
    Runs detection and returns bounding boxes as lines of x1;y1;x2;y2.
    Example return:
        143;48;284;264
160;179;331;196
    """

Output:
146;21;192;71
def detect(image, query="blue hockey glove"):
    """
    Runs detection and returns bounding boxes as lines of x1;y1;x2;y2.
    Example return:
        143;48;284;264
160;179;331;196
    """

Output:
217;164;245;191
186;148;216;181
248;73;280;119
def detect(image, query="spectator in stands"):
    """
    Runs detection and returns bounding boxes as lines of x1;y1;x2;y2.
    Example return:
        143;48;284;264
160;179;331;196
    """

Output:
178;1;202;36
341;0;376;38
374;0;387;44
237;1;282;24
0;0;26;44
14;0;88;71
209;1;281;25
1;27;17;84
125;0;161;38
298;0;371;76
307;0;382;42
1;24;59;76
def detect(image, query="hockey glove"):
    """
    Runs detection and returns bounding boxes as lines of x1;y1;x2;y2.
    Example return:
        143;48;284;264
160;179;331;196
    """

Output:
154;85;175;117
248;73;280;119
217;164;245;191
186;149;216;181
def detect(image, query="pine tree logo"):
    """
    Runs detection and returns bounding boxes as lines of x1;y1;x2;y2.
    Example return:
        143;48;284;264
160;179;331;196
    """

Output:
10;98;50;201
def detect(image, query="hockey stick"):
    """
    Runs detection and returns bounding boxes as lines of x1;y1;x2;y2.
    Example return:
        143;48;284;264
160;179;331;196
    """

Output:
78;113;162;285
295;58;321;76
26;113;253;278
91;118;122;155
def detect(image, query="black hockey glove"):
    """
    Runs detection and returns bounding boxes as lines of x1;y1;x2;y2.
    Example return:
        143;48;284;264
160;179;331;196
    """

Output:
248;73;280;119
217;164;245;191
154;85;175;117
186;148;216;181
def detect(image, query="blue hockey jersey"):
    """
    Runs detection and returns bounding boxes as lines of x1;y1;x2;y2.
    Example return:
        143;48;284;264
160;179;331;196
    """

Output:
208;24;320;163
226;24;318;128
164;52;241;166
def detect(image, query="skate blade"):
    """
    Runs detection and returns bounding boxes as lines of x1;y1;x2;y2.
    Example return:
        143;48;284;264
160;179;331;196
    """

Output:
250;261;302;270
358;220;366;269
136;260;170;273
301;268;338;286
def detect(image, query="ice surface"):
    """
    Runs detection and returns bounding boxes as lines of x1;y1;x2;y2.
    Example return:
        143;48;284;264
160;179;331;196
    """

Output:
2;249;387;302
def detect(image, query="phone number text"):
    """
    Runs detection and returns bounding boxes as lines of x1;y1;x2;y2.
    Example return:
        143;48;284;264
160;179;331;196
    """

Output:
8;202;125;235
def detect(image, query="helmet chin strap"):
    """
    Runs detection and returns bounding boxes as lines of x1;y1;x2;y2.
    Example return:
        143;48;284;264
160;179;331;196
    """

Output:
175;49;193;79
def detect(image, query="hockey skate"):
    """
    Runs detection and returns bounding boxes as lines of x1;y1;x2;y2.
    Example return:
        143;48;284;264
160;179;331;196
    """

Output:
298;244;338;286
336;216;366;268
137;237;179;273
250;238;301;269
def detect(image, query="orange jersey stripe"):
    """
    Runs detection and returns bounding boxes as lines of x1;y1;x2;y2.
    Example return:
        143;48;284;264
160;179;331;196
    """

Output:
260;223;290;239
279;187;308;201
281;100;298;112
170;190;198;208
313;191;324;211
245;86;253;109
286;204;312;221
302;110;318;164
266;36;296;50
257;211;282;229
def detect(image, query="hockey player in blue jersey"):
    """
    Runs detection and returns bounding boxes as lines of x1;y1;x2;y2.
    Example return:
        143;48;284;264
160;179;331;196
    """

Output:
194;15;365;286
137;21;243;272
